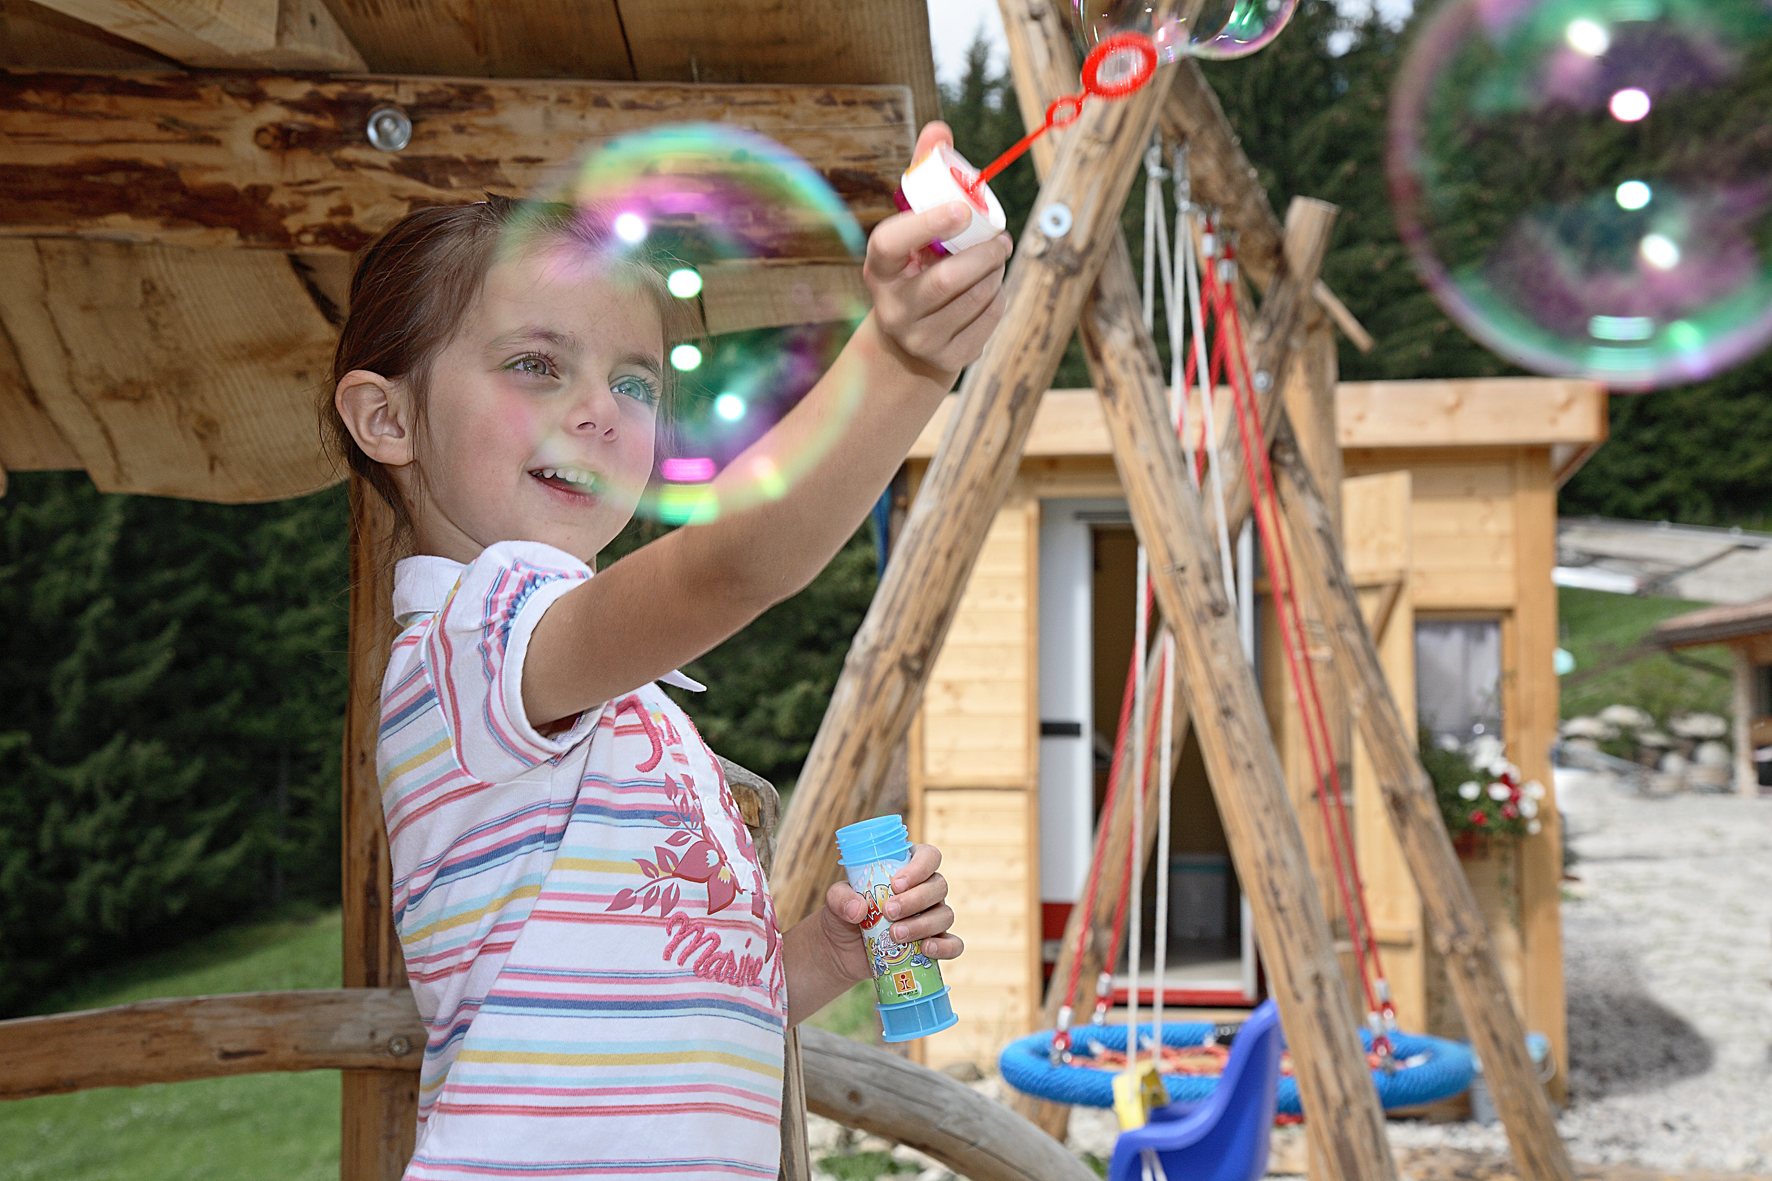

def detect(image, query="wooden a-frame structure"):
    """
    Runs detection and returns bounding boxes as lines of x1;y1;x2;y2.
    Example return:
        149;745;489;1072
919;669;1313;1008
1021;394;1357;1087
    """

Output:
766;3;1576;1181
0;0;1571;1178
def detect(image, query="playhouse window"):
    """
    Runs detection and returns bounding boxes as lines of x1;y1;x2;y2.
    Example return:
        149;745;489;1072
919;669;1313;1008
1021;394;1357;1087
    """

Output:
1415;618;1503;747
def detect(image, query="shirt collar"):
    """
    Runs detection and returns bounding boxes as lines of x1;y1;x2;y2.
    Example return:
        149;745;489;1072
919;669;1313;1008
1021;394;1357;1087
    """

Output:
391;553;705;693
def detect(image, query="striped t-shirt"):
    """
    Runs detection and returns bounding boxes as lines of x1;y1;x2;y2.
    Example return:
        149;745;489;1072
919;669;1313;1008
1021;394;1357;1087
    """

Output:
379;541;786;1180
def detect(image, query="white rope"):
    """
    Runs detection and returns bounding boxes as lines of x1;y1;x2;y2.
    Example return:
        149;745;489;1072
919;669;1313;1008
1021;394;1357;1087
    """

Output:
1126;543;1149;1071
1178;175;1238;607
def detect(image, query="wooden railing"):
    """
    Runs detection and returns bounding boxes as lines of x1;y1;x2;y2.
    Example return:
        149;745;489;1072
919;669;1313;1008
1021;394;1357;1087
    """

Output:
0;988;424;1100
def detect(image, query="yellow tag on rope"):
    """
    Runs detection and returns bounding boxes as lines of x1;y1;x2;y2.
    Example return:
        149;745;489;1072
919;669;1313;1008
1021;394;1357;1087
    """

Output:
1111;1058;1171;1130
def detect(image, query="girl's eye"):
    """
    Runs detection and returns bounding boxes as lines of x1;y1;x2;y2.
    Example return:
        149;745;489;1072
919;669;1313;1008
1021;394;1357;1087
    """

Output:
613;376;660;407
506;353;557;378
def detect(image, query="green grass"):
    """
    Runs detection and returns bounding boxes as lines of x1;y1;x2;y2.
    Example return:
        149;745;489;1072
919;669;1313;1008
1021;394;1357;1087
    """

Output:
0;908;343;1181
1557;587;1733;722
807;979;880;1043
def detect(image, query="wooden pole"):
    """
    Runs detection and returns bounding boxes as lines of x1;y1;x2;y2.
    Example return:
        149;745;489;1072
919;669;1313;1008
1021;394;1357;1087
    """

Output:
1011;638;1188;1138
800;1027;1098;1181
768;13;1190;927
341;476;418;1181
1080;217;1401;1181
1269;418;1577;1181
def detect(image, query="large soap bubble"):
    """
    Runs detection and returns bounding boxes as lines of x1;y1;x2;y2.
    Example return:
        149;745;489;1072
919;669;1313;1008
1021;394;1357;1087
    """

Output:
1389;0;1772;389
1071;0;1300;61
518;123;867;523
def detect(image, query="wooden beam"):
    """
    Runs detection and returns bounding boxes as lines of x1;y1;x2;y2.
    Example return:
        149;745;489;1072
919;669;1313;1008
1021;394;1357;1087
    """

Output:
1269;419;1576;1181
0;312;80;472
1314;279;1374;353
1337;380;1609;449
320;0;633;80
0;72;914;252
766;14;1184;931
1080;219;1401;1181
0;988;423;1099
618;0;939;152
0;0;174;68
0;239;340;503
800;1026;1097;1181
341;476;417;1181
29;0;364;69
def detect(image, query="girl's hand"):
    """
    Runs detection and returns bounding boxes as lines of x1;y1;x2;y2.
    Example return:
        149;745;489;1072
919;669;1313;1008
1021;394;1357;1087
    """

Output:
820;843;964;985
864;122;1012;386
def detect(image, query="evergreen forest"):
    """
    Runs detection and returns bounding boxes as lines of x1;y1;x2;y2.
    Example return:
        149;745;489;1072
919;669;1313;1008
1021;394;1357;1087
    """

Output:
3;0;1769;1015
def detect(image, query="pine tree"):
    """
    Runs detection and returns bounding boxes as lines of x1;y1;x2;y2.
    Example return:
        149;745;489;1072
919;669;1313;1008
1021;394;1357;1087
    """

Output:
0;473;348;1014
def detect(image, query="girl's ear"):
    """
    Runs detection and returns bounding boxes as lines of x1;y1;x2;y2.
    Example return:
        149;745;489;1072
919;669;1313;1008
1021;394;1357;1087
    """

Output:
335;370;415;467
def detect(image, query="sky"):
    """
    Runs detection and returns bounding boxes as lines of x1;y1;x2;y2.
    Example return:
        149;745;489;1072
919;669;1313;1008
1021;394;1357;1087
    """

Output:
924;0;1417;84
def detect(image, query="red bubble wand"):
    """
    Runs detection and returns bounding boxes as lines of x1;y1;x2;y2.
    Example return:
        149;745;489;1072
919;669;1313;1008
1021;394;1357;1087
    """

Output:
959;32;1159;206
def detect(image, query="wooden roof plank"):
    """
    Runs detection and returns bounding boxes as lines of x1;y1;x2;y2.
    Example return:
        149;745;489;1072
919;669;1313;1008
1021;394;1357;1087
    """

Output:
27;0;363;69
617;0;938;135
0;311;83;472
0;238;340;502
0;71;913;252
321;0;634;80
1;0;175;66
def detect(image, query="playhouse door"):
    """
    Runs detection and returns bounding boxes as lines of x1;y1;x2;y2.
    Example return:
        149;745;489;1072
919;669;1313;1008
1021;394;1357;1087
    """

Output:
1038;498;1259;1006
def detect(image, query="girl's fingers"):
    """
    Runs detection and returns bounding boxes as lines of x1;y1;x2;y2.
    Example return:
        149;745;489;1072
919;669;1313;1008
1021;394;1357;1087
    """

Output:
826;879;868;925
918;932;965;961
890;843;944;893
885;872;948;922
897;232;1013;319
868;203;975;277
911;120;955;164
888;903;956;946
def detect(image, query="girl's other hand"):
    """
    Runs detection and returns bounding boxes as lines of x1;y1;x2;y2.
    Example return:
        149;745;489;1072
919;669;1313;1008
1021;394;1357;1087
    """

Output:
821;843;963;985
864;122;1013;386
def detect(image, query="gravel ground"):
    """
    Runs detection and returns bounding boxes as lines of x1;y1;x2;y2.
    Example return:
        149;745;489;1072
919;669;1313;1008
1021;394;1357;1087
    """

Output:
810;770;1772;1179
1383;770;1772;1174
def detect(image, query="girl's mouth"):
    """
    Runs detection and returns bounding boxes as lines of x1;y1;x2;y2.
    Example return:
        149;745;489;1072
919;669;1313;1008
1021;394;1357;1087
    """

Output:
529;466;599;498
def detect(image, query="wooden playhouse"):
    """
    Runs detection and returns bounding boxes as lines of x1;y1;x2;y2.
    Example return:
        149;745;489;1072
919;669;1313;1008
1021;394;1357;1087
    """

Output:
901;375;1608;1100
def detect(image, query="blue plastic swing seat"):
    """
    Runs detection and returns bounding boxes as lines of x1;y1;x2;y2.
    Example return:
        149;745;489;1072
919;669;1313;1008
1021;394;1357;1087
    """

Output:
1108;999;1283;1181
999;1013;1474;1116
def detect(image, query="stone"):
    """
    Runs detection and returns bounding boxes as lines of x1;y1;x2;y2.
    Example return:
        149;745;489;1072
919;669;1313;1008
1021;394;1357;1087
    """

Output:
1636;730;1675;749
1561;716;1619;740
1599;704;1655;729
1671;712;1729;739
1659;751;1689;774
1694;739;1733;767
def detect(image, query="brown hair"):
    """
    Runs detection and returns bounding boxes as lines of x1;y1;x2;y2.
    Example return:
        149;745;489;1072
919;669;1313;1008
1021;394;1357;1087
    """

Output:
322;194;694;540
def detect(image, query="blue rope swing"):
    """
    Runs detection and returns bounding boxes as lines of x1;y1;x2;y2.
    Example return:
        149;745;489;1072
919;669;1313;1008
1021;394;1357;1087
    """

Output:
999;1019;1475;1115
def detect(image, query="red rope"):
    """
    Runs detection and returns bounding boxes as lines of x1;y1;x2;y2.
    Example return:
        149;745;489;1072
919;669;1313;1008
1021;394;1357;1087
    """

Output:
1202;240;1395;1038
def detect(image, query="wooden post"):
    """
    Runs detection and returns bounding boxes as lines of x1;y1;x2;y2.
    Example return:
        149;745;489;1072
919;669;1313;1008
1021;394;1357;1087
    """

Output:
768;12;1189;928
1733;645;1758;797
1080;221;1401;1181
1012;638;1188;1139
341;475;418;1181
1269;420;1577;1181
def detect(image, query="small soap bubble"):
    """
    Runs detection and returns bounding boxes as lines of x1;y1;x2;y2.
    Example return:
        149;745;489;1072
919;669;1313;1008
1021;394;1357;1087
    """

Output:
1389;0;1772;389
1071;0;1299;61
515;123;867;523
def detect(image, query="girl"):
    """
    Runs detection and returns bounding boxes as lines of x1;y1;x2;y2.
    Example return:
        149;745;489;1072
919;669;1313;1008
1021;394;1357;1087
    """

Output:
326;123;1010;1180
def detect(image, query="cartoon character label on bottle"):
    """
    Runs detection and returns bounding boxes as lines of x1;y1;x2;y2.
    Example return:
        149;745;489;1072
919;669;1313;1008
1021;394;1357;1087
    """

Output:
855;867;945;1008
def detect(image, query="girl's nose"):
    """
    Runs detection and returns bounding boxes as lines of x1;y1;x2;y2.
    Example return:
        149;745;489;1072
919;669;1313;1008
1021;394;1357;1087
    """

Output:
570;387;620;440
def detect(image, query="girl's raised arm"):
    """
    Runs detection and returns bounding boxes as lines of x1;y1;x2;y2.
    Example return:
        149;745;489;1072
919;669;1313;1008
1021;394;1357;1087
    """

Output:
522;124;1010;725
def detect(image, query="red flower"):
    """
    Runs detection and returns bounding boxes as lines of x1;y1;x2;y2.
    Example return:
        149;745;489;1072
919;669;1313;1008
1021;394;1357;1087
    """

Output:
1502;804;1519;819
1469;809;1489;826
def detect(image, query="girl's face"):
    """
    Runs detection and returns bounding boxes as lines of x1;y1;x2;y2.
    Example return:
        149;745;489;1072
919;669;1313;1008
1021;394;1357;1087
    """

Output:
405;249;665;564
